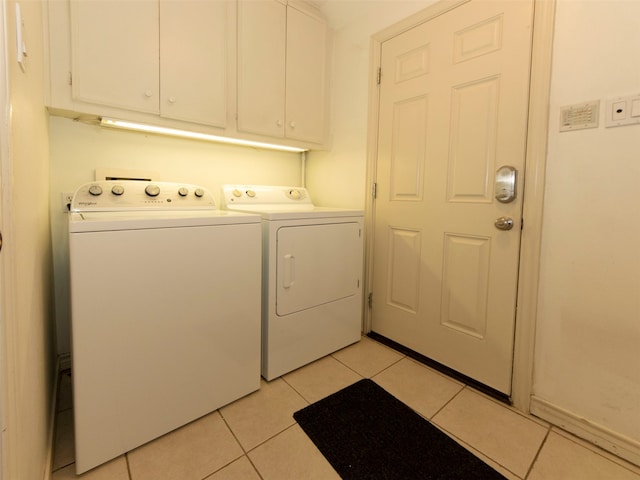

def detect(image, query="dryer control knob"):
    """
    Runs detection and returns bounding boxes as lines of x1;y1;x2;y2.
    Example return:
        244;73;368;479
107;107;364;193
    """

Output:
288;189;301;200
194;188;205;198
232;189;242;198
246;189;256;198
145;185;160;197
178;187;189;197
88;185;103;196
111;185;125;196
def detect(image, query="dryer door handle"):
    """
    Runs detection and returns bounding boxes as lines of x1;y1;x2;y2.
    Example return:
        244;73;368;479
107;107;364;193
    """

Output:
283;254;295;288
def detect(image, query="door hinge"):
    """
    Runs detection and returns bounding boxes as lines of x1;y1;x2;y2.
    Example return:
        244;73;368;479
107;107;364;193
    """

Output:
372;182;377;199
368;292;373;308
377;67;382;85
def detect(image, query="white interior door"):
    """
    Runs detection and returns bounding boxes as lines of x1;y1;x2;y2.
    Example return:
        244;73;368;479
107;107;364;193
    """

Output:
371;0;534;395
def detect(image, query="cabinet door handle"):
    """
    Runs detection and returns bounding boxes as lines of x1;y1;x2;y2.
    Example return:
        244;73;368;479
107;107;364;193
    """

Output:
289;121;296;128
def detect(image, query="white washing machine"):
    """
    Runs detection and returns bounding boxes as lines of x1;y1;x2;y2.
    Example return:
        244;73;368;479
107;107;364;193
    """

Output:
68;181;262;474
222;185;364;380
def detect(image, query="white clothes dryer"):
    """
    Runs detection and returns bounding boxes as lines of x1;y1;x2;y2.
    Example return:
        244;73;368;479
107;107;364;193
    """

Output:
222;185;364;380
68;181;262;474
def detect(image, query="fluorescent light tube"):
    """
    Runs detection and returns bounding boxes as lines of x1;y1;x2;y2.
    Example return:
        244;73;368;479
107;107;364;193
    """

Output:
100;117;308;153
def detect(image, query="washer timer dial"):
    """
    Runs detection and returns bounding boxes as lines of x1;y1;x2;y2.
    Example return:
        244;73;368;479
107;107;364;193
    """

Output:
145;185;161;197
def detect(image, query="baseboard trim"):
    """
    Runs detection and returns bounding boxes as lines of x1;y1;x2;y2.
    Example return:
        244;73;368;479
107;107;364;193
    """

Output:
530;395;640;467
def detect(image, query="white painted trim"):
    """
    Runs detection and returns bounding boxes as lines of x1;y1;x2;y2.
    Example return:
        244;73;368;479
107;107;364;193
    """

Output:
510;0;556;412
531;396;640;467
0;0;10;480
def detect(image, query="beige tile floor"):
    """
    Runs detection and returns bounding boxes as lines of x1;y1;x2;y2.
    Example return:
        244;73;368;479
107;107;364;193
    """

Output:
52;336;640;480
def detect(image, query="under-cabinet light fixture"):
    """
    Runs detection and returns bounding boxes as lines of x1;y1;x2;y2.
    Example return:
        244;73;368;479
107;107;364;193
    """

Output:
99;117;308;153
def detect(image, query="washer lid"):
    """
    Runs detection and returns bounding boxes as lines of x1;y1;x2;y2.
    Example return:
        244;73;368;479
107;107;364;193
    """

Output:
69;209;261;233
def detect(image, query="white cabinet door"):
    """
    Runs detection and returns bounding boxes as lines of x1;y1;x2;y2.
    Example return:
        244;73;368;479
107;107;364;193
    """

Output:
70;0;159;114
160;0;229;128
237;0;286;138
286;5;327;144
237;1;327;144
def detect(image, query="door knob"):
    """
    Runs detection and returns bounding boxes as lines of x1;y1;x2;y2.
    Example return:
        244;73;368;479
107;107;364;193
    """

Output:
495;216;514;230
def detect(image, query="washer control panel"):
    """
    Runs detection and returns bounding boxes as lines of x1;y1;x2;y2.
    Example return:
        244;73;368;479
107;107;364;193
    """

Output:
71;180;216;212
222;185;311;207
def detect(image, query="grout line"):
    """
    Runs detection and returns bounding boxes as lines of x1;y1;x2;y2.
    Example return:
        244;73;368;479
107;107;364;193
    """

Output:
125;452;133;480
522;426;551;479
429;384;466;420
218;409;250;455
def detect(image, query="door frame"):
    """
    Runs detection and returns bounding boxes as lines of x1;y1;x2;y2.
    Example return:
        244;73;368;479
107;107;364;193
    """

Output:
363;0;556;412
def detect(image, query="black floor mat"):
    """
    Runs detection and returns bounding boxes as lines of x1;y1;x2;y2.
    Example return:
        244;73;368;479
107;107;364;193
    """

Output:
294;378;507;479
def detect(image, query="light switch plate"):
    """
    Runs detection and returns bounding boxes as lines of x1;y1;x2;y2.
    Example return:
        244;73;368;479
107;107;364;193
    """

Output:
559;101;599;132
605;94;640;128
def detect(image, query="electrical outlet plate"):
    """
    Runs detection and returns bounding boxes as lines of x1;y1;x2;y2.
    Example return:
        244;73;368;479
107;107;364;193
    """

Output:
61;192;74;212
605;94;640;128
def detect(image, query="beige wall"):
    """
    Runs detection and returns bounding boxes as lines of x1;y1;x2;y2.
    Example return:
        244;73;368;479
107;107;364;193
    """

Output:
533;0;640;448
1;0;56;478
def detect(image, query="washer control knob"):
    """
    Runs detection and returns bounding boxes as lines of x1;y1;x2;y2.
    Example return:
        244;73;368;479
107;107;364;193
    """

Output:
246;189;256;198
232;189;242;197
145;184;160;197
88;185;103;196
288;189;301;200
111;185;125;196
194;188;205;198
178;187;189;197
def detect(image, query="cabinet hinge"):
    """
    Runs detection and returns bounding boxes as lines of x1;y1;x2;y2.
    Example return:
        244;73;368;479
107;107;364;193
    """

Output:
68;72;72;86
372;182;377;199
368;292;373;308
377;67;382;85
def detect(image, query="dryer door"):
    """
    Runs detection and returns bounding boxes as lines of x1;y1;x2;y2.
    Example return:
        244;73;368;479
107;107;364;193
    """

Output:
276;222;362;316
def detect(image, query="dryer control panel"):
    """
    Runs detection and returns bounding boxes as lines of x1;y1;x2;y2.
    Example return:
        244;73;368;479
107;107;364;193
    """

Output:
71;181;216;212
222;185;311;208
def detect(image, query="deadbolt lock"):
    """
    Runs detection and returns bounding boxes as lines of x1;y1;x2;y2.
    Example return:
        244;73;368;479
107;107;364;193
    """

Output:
495;165;517;203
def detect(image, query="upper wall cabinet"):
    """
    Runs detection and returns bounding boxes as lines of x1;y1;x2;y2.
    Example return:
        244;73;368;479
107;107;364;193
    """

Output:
70;1;160;114
45;0;329;149
51;0;231;129
160;1;228;127
237;0;328;145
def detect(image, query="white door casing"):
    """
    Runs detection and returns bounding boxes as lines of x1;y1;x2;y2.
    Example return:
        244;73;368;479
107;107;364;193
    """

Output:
370;0;535;395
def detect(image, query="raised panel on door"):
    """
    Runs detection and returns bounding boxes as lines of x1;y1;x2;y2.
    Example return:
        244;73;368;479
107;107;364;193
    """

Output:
285;6;327;143
160;0;229;127
70;0;159;113
276;223;361;316
371;0;534;395
237;0;286;138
